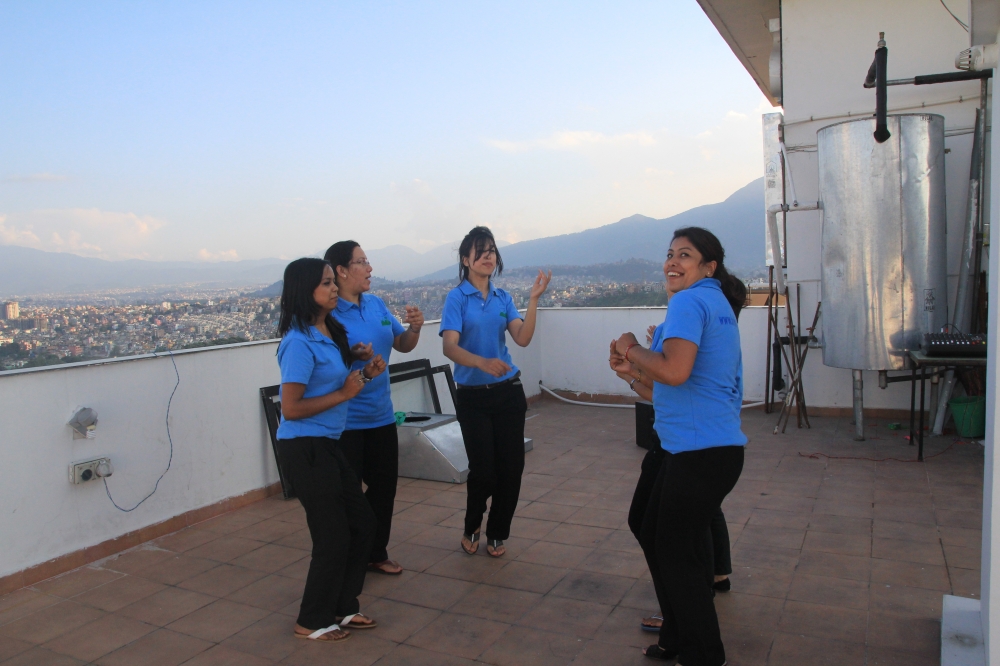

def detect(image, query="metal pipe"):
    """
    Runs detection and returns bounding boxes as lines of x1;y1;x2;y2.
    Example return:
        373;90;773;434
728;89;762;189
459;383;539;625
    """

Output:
874;34;890;143
766;202;821;296
852;370;865;441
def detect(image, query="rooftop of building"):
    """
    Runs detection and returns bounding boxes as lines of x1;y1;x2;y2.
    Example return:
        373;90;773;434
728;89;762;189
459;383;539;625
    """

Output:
0;399;982;666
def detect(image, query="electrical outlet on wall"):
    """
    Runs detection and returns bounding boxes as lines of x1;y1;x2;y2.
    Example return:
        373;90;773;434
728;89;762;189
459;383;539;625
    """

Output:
69;458;113;485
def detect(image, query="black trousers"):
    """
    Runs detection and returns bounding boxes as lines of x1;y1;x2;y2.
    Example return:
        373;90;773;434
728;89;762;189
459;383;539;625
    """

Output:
276;436;375;630
629;448;732;581
455;379;528;541
337;423;399;563
639;445;744;666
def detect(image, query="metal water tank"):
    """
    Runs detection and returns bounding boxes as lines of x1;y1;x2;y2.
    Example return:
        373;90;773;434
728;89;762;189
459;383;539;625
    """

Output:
818;114;947;371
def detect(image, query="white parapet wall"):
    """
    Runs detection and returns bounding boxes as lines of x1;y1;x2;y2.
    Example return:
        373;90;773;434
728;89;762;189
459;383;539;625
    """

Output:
0;306;925;581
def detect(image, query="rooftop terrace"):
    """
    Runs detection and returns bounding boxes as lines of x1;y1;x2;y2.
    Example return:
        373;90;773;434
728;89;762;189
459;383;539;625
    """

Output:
0;399;982;666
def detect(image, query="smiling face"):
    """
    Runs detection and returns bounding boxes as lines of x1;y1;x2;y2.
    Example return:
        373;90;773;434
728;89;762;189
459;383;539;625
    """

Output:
337;246;372;294
462;241;497;280
664;236;717;294
313;264;339;314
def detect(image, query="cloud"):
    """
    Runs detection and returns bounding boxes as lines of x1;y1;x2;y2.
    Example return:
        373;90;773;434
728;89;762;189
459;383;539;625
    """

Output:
487;130;657;154
197;248;240;262
0;208;166;259
389;178;480;245
3;173;70;183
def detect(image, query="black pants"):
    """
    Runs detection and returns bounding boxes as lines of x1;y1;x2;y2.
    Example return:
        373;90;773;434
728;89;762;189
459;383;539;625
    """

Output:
337;423;399;563
276;436;375;630
629;448;732;580
455;379;528;540
639;445;744;666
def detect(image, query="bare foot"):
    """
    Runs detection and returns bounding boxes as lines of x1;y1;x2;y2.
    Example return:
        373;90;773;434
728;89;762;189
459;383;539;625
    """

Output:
486;541;506;557
368;559;403;575
461;530;480;555
641;615;663;630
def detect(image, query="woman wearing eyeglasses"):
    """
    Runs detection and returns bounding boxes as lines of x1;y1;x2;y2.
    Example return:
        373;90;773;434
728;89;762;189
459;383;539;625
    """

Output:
441;226;550;558
326;241;424;576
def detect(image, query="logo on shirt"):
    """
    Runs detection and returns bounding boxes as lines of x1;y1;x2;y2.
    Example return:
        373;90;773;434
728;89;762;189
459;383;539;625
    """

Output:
499;311;506;318
718;316;737;326
381;318;391;326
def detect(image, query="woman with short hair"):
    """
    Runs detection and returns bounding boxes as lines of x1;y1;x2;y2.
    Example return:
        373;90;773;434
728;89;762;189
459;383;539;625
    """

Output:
275;257;386;644
440;226;550;558
325;240;424;576
611;227;746;666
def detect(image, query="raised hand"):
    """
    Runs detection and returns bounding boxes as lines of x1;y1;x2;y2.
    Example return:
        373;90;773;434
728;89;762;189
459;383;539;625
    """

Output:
614;332;640;357
478;357;512;378
609;340;632;375
351;342;374;361
529;269;552;300
364;354;386;379
341;370;367;399
404;305;424;331
646;325;656;346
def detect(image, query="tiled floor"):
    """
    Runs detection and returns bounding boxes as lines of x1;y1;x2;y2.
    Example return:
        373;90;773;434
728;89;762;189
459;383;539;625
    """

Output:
0;400;983;665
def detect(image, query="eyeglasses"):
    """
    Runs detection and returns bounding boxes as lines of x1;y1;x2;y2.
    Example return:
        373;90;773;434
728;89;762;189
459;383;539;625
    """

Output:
349;259;371;267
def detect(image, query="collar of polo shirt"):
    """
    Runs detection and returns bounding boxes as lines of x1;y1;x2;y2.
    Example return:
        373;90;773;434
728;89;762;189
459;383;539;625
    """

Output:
459;280;499;298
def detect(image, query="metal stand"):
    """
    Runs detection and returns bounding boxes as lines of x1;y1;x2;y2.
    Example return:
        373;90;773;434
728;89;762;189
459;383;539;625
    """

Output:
772;293;821;434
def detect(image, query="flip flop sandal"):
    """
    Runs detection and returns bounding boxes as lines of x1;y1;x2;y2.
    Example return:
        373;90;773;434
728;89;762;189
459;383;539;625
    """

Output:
641;614;663;632
338;613;378;630
295;624;351;643
486;539;505;557
461;531;480;555
643;644;678;661
367;560;403;576
712;577;731;592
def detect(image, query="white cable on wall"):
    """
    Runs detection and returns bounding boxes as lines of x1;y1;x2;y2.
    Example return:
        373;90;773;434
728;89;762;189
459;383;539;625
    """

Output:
538;381;767;411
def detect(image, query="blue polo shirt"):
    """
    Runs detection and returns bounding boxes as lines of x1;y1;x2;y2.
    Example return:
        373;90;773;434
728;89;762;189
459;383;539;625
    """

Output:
334;293;406;430
651;278;746;453
440;280;522;386
276;325;352;440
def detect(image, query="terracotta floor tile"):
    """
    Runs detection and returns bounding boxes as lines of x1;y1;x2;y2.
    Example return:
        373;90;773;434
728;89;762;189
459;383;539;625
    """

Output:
401;524;457;550
872;519;940;543
0;600;105;644
935;508;982;530
794;550;871;582
806;513;872;536
813;498;874;519
870;582;943;618
872;537;945;566
375;643;479;665
76;575;166;612
944;544;981;570
873;504;936;525
218;613;301;662
425;550;509;583
166;599;270;642
383;572;475;610
730;545;800;572
274;557;310;581
272;528;312;552
737;524;806;550
516;541;593;569
589;605;656;648
101;547;175;575
177;564;267;597
766;631;866;666
94;628;213;666
717;621;773;666
725;565;793;599
754;494;815;514
31;567;124;599
0;590;63;627
225;574;301;612
387;541;453;572
746;509;811;530
281;631;396;665
517;501;580;522
549;570;633;605
191;511;265;535
405;611;511;660
115;586;215;625
185;536;265;563
575;548;649;579
714;592;784;631
177;644;275;666
517;595;613;638
865;645;941;665
937;525;982;548
866;612;941;654
43;613;156;662
536;489;598;507
394;485;441;503
134;554;220;586
480;625;586;665
361;598;441;643
508;516;560;540
448;583;543;624
564;507;628;529
950;567;981;598
228;517;303;544
152;528;220;554
802;531;871;557
595;529;644;554
0;646;88;665
776;599;867;643
569;640;651;666
786;572;869;610
394;503;460;525
870;559;951;591
228;543;306;574
0;634;33;662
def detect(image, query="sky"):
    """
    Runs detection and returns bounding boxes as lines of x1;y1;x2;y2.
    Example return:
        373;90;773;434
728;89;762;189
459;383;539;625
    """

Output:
0;1;771;263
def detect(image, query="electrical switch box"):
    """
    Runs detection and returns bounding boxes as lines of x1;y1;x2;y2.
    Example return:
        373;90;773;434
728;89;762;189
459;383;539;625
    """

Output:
69;457;113;485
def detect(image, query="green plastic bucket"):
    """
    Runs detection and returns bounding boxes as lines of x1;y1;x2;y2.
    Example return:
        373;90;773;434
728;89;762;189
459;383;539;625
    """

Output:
949;396;986;439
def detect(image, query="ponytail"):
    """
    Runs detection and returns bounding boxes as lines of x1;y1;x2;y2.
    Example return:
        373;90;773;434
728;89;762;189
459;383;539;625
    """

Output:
671;227;746;319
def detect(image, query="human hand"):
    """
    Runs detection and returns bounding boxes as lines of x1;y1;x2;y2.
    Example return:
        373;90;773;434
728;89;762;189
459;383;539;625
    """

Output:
646;325;656;346
529;269;552;300
351;342;374;361
404;305;424;332
363;354;386;379
478;357;512;378
614;332;640;357
609;340;633;375
341;370;367;399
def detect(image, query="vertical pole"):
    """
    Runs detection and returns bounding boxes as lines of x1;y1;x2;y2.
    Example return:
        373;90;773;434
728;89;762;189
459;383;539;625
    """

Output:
853;369;865;441
765;266;774;413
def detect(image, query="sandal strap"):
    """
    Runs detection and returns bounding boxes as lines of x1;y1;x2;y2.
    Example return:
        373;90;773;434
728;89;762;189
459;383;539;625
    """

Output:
464;531;480;542
488;538;504;548
308;615;354;640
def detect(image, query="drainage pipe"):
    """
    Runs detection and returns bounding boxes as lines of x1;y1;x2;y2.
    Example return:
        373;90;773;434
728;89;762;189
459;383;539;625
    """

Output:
537;382;766;411
766;202;821;296
852;370;865;441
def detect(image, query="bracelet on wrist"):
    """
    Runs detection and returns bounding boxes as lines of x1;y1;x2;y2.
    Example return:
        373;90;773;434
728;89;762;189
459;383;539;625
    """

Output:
629;377;639;391
624;342;640;362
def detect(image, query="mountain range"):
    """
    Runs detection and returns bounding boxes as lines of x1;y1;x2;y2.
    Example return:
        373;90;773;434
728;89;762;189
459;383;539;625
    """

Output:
0;177;764;297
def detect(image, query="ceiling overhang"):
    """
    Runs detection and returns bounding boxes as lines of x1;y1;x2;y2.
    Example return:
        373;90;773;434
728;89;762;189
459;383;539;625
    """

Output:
697;0;782;106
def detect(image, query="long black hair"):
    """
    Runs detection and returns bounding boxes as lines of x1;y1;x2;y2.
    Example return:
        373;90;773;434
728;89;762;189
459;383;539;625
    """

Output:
671;226;746;319
278;258;354;366
457;226;503;284
324;240;360;288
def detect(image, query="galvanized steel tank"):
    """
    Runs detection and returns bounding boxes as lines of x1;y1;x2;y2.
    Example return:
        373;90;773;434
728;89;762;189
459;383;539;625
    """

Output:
818;114;947;371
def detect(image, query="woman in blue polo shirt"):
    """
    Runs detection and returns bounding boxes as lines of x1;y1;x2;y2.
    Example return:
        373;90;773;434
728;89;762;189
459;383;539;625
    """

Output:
441;226;551;558
275;257;387;644
611;227;746;666
325;240;424;576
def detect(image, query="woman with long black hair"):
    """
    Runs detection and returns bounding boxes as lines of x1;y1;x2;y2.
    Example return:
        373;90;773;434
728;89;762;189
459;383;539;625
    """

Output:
440;226;550;557
611;227;746;666
325;240;424;576
275;257;387;644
